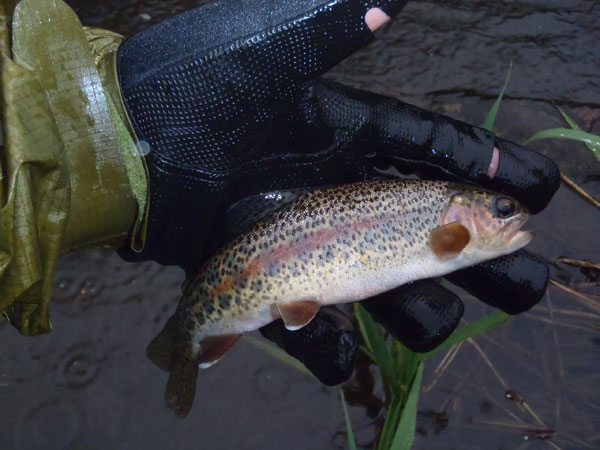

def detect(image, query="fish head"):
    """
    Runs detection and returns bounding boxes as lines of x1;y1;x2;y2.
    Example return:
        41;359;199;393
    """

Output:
442;189;532;257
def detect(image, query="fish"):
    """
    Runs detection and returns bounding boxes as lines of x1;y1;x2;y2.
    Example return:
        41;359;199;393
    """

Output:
147;179;532;416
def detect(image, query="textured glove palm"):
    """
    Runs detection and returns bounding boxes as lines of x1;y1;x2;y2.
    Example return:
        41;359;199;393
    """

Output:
116;0;560;385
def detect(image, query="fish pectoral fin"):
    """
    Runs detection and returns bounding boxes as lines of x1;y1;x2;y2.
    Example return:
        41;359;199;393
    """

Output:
196;334;242;369
276;300;320;331
429;221;471;260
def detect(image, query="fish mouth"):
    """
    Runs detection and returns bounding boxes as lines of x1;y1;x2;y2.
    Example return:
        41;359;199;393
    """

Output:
500;215;533;251
504;229;534;251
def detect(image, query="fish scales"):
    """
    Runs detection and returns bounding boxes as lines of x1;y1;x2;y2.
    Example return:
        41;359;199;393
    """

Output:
148;178;532;417
182;179;448;335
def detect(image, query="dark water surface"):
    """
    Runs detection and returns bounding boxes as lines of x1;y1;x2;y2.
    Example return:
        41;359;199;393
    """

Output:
2;1;599;449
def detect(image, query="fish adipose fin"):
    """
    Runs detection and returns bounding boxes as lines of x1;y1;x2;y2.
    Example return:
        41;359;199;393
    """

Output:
429;222;470;260
277;300;320;331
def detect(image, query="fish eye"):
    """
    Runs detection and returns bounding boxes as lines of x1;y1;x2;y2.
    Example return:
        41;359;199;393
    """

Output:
495;197;515;218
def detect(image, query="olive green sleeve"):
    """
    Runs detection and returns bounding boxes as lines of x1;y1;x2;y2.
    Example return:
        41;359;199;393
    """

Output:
0;0;148;335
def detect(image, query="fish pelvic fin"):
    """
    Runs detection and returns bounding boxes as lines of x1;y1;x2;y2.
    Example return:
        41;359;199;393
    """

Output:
276;300;320;331
146;316;179;372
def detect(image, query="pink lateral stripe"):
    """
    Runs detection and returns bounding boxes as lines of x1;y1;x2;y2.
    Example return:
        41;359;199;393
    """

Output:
208;210;417;298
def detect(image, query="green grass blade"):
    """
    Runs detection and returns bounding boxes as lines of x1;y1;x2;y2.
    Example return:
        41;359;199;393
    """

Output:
389;362;425;450
482;61;513;131
378;395;404;450
400;347;426;387
391;338;403;372
555;106;600;160
523;128;600;163
556;105;583;132
354;302;378;354
354;304;398;394
422;310;508;360
360;344;376;363
244;335;314;377
340;388;358;450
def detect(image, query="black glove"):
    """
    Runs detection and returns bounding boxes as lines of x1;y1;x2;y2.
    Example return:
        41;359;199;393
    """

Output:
116;0;560;385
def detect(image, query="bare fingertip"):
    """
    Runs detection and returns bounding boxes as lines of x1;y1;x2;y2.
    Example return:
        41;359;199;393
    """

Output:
365;8;391;32
488;146;500;178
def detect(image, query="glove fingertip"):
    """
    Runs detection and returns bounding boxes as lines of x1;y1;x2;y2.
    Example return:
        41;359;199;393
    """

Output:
493;137;561;214
446;250;549;315
361;280;465;353
259;308;359;385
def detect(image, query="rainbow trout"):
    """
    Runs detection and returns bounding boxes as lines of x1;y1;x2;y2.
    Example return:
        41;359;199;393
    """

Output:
148;179;532;416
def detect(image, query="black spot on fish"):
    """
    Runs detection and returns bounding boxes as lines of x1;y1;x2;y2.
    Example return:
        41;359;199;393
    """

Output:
219;294;232;310
186;318;196;331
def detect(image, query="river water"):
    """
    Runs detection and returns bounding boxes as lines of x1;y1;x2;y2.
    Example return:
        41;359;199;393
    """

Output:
1;1;599;449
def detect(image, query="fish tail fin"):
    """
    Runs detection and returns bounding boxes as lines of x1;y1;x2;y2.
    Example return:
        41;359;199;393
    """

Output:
166;357;199;418
147;315;201;417
146;316;179;372
148;314;242;417
164;334;242;417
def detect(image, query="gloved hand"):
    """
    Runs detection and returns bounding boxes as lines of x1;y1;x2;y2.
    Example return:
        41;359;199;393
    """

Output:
115;0;560;385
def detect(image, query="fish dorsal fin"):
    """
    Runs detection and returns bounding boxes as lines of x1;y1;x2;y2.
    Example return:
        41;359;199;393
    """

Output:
276;300;320;331
429;222;470;260
225;188;307;238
